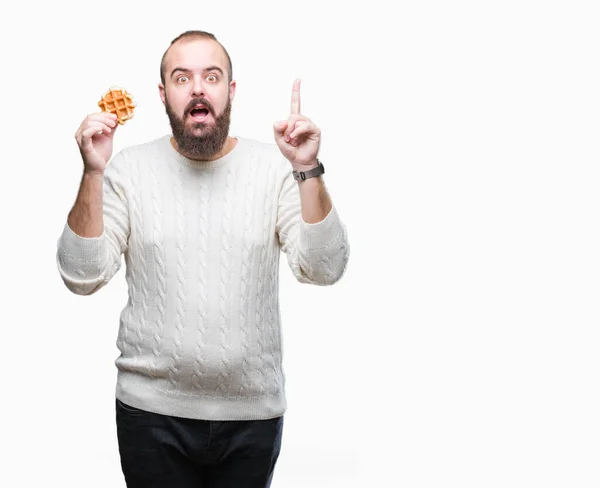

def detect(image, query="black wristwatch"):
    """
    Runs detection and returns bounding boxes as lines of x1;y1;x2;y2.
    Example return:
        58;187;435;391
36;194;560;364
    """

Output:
292;160;325;182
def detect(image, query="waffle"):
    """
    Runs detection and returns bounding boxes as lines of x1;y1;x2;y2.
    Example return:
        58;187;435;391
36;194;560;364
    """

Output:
98;87;136;125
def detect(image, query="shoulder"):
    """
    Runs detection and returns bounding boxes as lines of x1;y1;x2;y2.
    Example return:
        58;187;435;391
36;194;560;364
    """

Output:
119;135;170;161
106;135;170;174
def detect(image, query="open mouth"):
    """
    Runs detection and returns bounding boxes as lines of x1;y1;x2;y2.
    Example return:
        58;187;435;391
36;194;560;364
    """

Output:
189;105;211;121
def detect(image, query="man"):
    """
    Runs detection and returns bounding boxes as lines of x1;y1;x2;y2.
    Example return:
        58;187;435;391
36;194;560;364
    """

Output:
56;30;349;488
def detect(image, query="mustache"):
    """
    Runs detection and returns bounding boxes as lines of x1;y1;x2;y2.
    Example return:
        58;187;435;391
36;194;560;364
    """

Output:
184;98;215;117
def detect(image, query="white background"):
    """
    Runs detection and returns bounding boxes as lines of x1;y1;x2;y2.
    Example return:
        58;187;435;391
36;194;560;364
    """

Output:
1;0;599;486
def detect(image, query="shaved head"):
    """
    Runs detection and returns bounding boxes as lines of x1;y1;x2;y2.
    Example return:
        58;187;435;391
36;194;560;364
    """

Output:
160;30;233;85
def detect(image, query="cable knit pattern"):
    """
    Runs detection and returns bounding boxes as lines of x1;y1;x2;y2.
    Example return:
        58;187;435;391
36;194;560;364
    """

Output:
169;160;187;387
264;170;280;393
267;239;281;390
56;135;350;421
130;157;148;357
254;162;278;397
217;165;236;395
149;156;167;378
238;154;257;396
191;170;210;392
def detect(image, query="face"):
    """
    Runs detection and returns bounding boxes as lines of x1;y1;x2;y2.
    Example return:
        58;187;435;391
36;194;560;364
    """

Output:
159;38;236;159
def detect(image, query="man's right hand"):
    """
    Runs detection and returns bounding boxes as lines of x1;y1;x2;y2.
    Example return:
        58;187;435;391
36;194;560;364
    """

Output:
75;113;118;175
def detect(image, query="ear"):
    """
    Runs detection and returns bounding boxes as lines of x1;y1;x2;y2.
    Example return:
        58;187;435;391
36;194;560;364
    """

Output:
229;80;237;102
158;83;166;105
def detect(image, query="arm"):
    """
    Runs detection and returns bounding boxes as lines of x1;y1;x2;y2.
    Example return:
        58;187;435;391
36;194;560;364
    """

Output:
57;153;130;295
67;171;104;238
276;169;349;285
273;79;334;225
56;112;129;295
296;168;333;224
273;79;350;284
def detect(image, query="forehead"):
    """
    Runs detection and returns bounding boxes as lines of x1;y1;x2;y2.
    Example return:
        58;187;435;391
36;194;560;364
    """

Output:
164;38;228;73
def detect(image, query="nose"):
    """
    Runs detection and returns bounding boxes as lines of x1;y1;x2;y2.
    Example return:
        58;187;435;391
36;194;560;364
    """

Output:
190;75;205;97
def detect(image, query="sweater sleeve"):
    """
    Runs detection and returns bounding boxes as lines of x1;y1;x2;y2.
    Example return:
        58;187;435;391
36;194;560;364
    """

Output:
276;170;350;285
56;152;130;295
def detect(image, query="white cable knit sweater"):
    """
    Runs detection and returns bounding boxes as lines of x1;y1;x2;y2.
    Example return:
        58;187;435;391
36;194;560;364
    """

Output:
56;135;350;421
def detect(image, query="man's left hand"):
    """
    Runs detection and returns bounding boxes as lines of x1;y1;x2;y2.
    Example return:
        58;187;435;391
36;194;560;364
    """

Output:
273;79;321;170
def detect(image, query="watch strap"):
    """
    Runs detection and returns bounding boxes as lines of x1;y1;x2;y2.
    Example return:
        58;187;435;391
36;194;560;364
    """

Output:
292;160;325;182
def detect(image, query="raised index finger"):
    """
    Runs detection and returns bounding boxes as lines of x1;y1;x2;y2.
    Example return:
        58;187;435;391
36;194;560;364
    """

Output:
290;78;301;115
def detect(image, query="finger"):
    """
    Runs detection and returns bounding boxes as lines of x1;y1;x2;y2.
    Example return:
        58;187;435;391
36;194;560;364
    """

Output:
76;115;116;139
76;122;108;142
78;128;99;152
283;120;297;141
86;121;114;135
289;121;318;140
80;124;114;145
87;112;118;126
273;120;288;136
290;78;301;115
283;114;307;140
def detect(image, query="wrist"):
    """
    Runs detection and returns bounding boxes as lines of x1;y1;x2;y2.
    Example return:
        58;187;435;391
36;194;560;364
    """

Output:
291;160;319;172
83;169;104;179
292;159;325;182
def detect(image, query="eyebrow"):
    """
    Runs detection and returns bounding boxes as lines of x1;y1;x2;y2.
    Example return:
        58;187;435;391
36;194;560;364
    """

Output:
170;66;224;78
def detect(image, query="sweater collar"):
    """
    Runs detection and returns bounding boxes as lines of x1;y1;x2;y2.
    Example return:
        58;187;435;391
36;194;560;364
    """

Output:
165;135;241;169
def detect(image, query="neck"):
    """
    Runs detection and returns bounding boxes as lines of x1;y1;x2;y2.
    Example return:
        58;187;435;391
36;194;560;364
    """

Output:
170;136;237;161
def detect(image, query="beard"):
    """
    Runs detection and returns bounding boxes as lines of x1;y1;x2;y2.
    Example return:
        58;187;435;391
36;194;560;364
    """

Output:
165;94;232;160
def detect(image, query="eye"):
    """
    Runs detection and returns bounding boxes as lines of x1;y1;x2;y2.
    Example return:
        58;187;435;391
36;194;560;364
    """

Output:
177;75;190;83
206;74;218;82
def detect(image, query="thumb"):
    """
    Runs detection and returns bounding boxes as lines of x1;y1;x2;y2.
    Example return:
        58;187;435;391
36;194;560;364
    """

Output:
273;120;288;137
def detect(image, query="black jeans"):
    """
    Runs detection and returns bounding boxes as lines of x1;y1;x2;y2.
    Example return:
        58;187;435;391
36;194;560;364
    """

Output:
116;398;284;488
